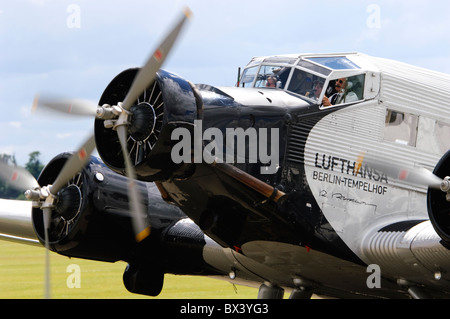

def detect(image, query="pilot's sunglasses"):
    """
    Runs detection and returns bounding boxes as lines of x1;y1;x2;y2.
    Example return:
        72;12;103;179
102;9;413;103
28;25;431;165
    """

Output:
335;79;344;84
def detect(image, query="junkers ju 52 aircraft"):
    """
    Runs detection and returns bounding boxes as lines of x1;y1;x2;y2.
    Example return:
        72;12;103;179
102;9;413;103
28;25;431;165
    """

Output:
1;9;450;299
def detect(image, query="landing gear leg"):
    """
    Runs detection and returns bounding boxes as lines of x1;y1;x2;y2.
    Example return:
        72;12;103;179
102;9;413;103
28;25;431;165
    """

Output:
289;287;313;299
398;279;431;299
257;282;284;299
407;286;431;299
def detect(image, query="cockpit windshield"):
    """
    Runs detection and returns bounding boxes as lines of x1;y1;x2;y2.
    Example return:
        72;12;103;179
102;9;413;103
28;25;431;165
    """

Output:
240;63;327;102
238;55;365;104
255;65;292;89
240;66;258;88
240;65;292;89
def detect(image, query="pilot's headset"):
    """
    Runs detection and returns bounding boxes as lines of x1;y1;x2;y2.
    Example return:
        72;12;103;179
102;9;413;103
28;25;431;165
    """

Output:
276;76;283;88
342;80;353;102
346;81;353;91
339;79;353;93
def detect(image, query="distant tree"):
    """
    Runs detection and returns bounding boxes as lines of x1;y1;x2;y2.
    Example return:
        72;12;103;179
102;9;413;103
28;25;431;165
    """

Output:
0;153;17;166
0;152;45;199
0;153;22;199
25;151;45;179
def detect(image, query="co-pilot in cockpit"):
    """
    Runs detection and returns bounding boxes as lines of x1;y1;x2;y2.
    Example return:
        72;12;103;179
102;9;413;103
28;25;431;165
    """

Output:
286;68;326;103
309;80;324;100
265;75;278;88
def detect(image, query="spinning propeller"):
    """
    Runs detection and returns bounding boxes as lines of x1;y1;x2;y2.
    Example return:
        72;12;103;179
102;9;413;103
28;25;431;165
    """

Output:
0;135;95;298
32;8;192;243
358;152;449;194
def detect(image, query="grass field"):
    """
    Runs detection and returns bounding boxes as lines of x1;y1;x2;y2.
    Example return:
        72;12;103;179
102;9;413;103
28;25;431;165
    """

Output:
0;240;258;299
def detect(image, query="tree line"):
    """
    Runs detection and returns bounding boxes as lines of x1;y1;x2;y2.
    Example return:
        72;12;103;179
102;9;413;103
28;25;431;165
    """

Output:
0;151;45;200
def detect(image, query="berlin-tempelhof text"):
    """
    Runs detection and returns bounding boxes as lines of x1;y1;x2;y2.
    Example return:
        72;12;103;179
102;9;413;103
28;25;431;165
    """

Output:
171;120;279;174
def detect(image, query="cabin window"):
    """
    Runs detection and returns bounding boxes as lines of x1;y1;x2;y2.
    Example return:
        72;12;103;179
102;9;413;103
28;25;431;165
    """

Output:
384;109;418;147
435;121;450;153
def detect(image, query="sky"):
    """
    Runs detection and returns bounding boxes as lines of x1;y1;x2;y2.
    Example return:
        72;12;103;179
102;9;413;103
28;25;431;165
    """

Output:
0;0;449;166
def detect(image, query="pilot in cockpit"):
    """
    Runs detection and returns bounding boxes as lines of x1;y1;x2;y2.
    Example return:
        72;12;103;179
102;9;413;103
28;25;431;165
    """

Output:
265;75;278;88
305;80;324;101
312;80;324;100
323;77;358;107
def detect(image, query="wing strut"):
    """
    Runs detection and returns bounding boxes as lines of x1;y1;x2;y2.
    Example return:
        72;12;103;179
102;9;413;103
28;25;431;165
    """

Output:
213;163;285;203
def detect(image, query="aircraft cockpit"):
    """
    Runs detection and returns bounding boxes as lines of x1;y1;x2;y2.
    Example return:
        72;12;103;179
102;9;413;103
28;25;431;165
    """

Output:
239;53;378;108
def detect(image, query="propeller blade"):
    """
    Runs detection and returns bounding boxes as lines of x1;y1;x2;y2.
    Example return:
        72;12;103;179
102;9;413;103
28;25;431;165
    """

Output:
42;207;52;299
121;8;192;111
33;93;98;117
51;134;96;194
360;153;443;189
414;167;443;189
117;126;151;242
0;161;39;192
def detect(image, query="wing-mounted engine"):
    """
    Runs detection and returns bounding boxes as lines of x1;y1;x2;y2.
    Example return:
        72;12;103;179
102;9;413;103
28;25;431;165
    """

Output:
1;151;231;297
428;150;450;247
31;152;153;262
95;68;202;182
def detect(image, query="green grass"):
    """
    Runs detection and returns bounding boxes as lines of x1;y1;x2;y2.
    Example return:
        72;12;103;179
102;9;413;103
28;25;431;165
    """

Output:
0;240;258;299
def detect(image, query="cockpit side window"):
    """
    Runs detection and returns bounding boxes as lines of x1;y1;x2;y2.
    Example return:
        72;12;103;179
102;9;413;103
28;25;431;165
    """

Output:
323;74;365;107
287;69;326;102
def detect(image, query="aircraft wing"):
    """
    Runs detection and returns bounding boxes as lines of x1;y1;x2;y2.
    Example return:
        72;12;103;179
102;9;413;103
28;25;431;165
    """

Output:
0;199;40;246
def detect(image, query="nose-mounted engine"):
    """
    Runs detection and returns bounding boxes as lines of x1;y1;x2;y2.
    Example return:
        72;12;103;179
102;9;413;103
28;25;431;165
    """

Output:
428;150;450;247
94;68;202;182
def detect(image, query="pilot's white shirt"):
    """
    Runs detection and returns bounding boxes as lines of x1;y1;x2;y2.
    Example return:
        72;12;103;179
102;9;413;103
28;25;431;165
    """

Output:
330;91;358;105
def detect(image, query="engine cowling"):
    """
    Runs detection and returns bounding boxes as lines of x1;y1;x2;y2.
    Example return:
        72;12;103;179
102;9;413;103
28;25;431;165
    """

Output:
428;150;450;247
94;68;202;182
32;152;178;262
